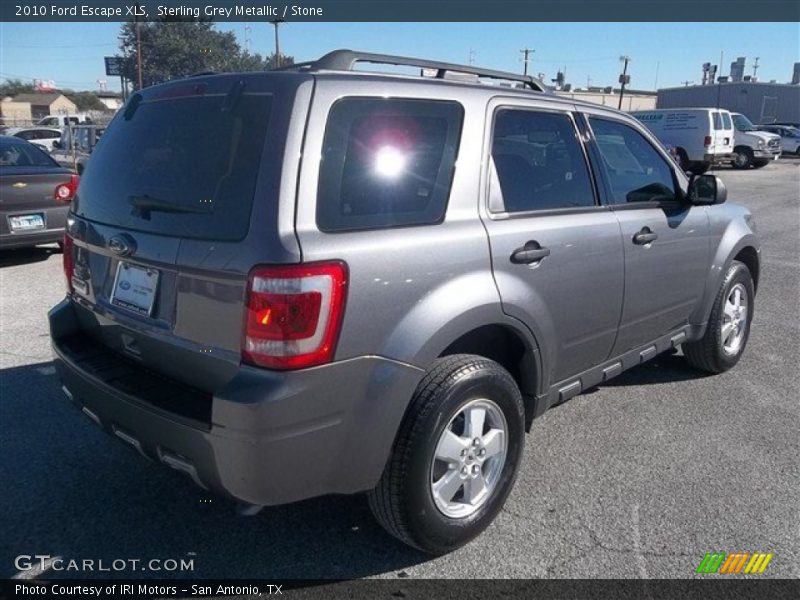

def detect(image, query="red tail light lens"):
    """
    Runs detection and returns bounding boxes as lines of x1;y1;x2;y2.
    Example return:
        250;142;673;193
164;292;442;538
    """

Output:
243;261;348;370
703;135;713;147
54;174;79;203
62;234;74;293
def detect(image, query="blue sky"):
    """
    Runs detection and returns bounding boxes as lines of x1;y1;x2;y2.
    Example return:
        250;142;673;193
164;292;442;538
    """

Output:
1;22;798;92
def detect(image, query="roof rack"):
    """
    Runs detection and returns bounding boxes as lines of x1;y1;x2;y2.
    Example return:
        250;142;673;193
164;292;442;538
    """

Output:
280;49;546;92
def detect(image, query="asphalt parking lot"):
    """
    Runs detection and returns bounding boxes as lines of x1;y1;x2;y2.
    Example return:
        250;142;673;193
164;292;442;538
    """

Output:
1;159;798;581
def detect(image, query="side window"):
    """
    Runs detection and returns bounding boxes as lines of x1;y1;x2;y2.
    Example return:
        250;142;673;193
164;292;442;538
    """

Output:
16;131;34;140
490;109;595;212
721;112;732;129
589;117;677;205
317;97;463;232
713;112;723;130
75;129;90;152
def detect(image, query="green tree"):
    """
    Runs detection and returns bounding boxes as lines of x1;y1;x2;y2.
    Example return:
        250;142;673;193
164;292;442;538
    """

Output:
62;91;107;111
119;20;293;89
0;79;35;97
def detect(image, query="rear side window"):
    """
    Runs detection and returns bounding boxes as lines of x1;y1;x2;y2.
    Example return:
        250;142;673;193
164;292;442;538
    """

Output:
721;112;732;129
73;92;272;241
589;117;677;204
713;112;723;130
491;109;595;212
317;97;463;232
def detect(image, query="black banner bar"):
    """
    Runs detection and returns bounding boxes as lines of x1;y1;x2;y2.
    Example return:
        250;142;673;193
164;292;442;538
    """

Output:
2;1;800;22
4;579;800;600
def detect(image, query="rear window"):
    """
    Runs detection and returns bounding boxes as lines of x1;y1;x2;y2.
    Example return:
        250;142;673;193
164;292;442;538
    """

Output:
317;97;463;232
0;137;58;167
73;91;272;241
713;112;723;130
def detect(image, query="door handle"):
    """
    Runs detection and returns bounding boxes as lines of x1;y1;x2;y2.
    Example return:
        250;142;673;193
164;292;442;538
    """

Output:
633;227;658;245
510;241;551;265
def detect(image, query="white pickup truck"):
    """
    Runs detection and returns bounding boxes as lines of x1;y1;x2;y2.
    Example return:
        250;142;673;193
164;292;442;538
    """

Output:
730;112;782;169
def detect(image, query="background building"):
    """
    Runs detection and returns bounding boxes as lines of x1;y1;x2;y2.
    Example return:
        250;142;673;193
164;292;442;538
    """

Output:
657;82;800;124
8;93;78;121
556;87;657;111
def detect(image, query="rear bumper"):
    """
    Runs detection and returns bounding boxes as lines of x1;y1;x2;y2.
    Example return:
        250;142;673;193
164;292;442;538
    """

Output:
703;152;734;165
0;228;63;249
49;299;423;506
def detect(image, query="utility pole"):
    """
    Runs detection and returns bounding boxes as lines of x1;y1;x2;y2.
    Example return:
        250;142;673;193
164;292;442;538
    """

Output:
681;80;693;87
752;56;760;79
654;61;660;90
617;55;631;110
270;20;283;68
135;3;143;89
519;47;534;77
468;48;476;65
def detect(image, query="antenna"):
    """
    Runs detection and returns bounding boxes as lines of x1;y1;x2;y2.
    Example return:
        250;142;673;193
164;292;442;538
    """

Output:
244;24;252;54
468;48;476;66
752;57;760;79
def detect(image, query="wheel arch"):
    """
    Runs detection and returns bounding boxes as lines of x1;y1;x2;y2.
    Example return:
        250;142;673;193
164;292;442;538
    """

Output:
437;322;542;431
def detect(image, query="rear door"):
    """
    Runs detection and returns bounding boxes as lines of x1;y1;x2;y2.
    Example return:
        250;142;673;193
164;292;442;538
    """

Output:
65;73;312;392
481;100;624;385
712;111;734;157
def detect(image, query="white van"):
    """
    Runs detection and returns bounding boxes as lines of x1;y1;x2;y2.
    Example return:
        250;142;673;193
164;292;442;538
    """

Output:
631;108;734;174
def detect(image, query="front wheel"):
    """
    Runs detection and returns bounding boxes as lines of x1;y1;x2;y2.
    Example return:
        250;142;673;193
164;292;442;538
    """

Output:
683;260;754;373
732;147;753;169
368;354;525;554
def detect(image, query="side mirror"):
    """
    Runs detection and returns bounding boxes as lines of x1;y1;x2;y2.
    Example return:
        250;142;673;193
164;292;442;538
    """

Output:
52;140;62;150
689;174;727;205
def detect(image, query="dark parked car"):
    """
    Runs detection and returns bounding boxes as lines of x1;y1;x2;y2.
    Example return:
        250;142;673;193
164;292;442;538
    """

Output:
0;136;78;250
49;51;760;554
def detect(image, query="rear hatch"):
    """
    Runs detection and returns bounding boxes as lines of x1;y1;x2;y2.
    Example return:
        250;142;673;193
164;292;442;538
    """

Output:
65;72;309;393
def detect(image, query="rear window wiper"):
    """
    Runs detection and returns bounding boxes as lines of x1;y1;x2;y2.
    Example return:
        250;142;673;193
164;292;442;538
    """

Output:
128;194;213;219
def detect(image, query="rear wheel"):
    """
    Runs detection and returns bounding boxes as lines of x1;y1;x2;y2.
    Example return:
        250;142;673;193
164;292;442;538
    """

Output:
752;159;770;168
368;354;525;554
675;148;691;172
732;147;753;169
684;260;754;373
691;162;710;175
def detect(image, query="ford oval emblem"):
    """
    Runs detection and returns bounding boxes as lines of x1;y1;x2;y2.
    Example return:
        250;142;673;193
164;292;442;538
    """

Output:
119;280;131;290
108;234;135;256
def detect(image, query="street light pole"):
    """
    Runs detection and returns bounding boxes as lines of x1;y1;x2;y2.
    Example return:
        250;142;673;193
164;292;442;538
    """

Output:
270;20;283;68
617;55;631;110
135;3;143;89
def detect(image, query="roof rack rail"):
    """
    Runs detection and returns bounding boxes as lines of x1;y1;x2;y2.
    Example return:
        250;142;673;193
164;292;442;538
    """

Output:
285;49;546;92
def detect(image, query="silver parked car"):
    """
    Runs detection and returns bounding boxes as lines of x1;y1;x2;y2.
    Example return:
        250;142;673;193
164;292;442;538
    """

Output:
49;50;760;554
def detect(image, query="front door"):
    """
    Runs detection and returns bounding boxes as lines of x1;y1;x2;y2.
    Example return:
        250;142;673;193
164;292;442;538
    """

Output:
584;113;710;354
481;102;625;386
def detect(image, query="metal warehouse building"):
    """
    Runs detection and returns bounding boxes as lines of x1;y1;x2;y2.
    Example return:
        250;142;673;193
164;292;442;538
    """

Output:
657;82;800;125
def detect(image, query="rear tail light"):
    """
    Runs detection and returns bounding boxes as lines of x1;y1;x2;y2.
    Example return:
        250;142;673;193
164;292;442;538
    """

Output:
54;174;79;203
242;261;348;370
703;135;713;147
62;234;74;293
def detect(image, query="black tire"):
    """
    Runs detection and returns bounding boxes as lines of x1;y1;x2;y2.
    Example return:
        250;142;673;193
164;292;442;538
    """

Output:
368;354;525;554
752;159;770;168
683;261;754;373
676;148;691;172
732;147;753;169
691;162;710;175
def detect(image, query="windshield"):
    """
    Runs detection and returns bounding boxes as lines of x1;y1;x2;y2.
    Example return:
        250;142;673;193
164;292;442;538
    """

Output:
786;127;800;138
732;114;756;132
73;91;272;241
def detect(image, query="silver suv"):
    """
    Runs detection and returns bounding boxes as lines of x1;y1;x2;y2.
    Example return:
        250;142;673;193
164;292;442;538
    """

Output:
49;50;760;554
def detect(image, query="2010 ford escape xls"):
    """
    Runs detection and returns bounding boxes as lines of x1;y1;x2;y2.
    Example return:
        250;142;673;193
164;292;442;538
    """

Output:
49;50;760;554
